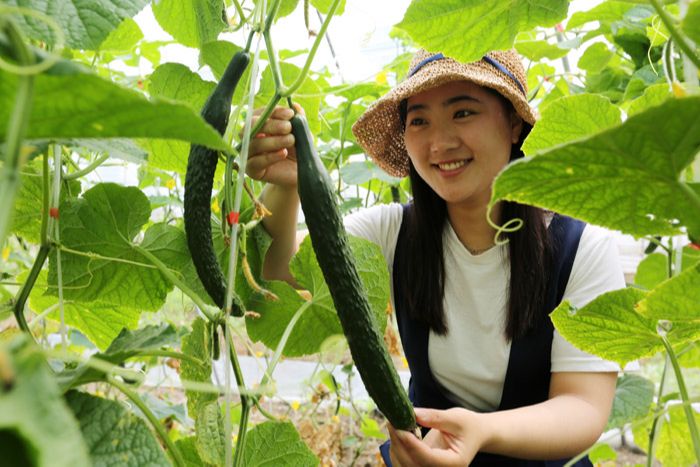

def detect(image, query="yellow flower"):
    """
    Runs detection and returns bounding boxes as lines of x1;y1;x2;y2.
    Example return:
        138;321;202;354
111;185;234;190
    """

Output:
672;81;686;97
376;70;388;85
212;198;220;214
165;178;176;190
2;246;9;261
401;357;408;368
291;400;300;411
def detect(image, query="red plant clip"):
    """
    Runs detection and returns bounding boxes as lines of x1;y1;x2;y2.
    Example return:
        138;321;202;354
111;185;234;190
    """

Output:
690;242;700;251
49;207;59;219
227;211;240;226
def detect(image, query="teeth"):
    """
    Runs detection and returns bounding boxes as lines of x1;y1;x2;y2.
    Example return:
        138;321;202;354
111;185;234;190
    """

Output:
438;160;467;171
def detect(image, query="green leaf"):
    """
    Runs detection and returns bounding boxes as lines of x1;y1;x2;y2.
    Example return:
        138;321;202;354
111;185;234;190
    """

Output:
637;262;700;323
492;96;700;237
100;18;144;52
181;318;216;416
69;138;148;164
0;62;229;152
587;443;617;463
65;390;170;466
550;288;661;367
681;0;700;43
515;39;569;61
310;0;346;15
246;235;390;357
360;417;387;439
4;0;149;50
0;337;91;467
567;1;632;29
145;62;217;174
174;437;208;467
679;341;700;368
195;401;226;466
241;421;318;466
395;0;569;63
522;94;621;155
12;161;80;244
632;404;700;467
340;160;403;185
102;324;179;362
47;183;172;311
634;253;668;290
26;270;141;351
577;43;615;73
199;40;253;107
152;0;227;48
607;374;655;429
625;83;672;116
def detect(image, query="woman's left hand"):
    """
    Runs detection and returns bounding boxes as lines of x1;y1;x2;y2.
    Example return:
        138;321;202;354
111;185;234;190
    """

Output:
388;407;486;466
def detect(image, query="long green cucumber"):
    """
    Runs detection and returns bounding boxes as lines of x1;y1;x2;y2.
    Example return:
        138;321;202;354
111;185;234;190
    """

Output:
184;51;250;313
291;114;417;432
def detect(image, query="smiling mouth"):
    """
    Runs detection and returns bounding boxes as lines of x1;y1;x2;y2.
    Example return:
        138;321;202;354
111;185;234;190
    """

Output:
435;158;473;171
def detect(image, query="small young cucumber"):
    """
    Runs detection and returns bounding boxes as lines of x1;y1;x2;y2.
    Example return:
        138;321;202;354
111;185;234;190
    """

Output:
292;114;417;432
184;51;250;313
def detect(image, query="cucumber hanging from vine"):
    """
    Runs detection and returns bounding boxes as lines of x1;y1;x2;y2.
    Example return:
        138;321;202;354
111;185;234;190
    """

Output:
291;112;418;433
184;50;250;313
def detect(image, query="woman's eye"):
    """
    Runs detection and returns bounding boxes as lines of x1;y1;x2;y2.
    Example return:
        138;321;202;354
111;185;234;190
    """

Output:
409;117;426;126
454;109;472;118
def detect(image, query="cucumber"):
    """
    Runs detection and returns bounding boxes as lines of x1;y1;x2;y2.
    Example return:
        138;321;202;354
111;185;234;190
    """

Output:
184;51;250;313
292;114;417;432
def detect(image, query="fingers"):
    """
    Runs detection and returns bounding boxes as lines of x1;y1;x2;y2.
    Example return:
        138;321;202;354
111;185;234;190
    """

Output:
246;150;287;178
250;133;295;155
390;426;463;467
414;408;466;435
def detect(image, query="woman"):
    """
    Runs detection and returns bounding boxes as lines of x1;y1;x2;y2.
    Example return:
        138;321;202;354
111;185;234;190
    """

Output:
246;49;624;466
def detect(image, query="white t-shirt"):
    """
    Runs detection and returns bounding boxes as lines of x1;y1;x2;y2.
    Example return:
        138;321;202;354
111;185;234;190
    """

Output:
344;203;627;413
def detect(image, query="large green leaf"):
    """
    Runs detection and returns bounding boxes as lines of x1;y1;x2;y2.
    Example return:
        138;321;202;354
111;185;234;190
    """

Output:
181;318;216;416
310;0;346;15
637;262;700;323
550;288;660;367
491;97;700;238
145;62;217;174
12;161;80;244
567;1;632;29
174;437;208;467
0;337;91;467
246;235;389;357
606;374;655;430
515;38;569;61
681;0;700;44
0;61;228;152
394;0;569;63
576;43;615;73
241;421;318;466
634;252;668;290
522;94;621;155
102;324;179;362
47;183;171;311
152;0;227;48
4;0;149;50
99;17;144;52
65;391;170;466
632;404;700;467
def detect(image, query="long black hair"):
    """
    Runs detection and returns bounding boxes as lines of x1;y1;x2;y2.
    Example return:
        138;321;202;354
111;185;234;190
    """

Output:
396;94;551;341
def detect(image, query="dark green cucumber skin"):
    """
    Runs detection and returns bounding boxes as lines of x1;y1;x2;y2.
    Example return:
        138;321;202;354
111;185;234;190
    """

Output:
184;51;250;312
292;115;417;431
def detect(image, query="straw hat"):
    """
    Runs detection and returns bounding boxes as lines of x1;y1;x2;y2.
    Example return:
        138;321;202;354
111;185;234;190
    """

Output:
351;49;537;178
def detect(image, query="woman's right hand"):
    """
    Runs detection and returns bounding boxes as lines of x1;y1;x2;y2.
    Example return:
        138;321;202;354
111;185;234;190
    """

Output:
246;105;301;189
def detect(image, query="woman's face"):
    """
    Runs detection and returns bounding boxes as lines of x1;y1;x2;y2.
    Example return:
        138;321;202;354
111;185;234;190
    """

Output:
403;80;523;210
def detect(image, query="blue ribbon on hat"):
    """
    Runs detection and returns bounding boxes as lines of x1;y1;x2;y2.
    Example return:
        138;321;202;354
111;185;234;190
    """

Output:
407;52;526;96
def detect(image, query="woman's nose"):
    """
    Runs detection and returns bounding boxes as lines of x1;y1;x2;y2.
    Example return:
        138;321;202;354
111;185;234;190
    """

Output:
429;126;460;155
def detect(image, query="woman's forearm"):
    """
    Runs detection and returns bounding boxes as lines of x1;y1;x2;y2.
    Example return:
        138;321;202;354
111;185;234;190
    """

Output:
261;183;300;283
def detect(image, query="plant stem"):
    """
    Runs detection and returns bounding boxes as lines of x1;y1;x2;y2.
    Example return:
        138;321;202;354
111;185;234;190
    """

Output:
13;244;49;334
130;349;205;367
263;0;284;33
108;377;186;467
133;245;216;321
280;0;342;97
55;244;157;268
225;324;251;467
647;354;670;467
650;0;700;69
62;153;109;180
0;19;34;246
661;335;700;462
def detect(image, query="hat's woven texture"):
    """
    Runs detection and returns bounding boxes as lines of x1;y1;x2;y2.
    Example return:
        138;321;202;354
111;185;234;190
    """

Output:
351;49;536;177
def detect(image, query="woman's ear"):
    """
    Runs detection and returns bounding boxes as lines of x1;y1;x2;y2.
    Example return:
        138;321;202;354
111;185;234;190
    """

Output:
510;112;524;145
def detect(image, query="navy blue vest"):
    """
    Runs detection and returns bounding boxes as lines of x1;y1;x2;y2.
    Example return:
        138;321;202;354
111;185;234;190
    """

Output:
380;205;592;467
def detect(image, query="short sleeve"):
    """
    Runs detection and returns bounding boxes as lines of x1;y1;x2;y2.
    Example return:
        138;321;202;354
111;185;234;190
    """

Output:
343;203;404;269
551;224;638;372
